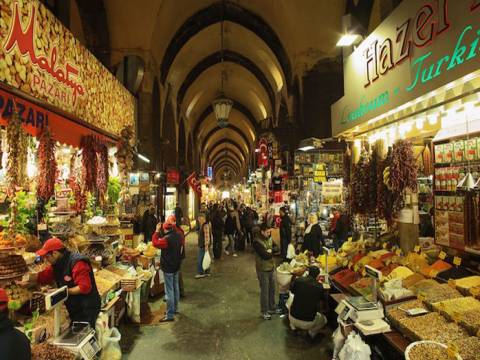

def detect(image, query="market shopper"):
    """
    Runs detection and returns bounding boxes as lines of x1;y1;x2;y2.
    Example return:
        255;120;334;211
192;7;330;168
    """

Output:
301;213;325;257
211;205;225;259
329;209;349;250
174;202;184;228
279;207;292;261
288;266;327;340
142;204;158;244
21;237;101;329
153;221;183;322
0;288;31;360
196;213;212;279
224;209;238;257
253;223;278;320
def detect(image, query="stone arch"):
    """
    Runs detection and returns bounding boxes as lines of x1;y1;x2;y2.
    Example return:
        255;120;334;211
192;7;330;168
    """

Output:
160;1;292;94
162;102;177;169
178;119;187;167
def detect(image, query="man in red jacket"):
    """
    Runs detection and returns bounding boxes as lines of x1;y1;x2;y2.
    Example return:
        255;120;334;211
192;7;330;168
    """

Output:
20;237;101;328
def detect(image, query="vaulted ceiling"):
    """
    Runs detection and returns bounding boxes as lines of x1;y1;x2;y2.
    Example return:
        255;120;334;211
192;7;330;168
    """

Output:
73;0;351;182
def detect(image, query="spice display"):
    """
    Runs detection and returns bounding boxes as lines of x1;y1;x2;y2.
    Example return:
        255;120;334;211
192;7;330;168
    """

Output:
455;276;480;290
32;343;76;360
420;260;452;278
452;337;480;360
398;312;468;343
402;273;426;288
407;342;449;360
6;112;29;192
36;129;57;202
80;135;98;193
386;300;428;324
432;296;480;319
408;280;463;304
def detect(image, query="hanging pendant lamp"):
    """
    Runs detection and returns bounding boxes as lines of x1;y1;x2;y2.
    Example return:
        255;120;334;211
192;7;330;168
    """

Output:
212;0;232;128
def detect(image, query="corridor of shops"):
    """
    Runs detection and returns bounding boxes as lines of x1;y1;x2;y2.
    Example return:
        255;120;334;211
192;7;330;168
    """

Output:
119;232;333;360
2;0;480;359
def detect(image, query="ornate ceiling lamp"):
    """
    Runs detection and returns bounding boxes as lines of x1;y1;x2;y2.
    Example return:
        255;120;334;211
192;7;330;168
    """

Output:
212;0;233;129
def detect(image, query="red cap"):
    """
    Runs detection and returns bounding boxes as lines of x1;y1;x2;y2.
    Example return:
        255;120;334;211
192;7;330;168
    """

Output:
0;288;8;310
163;222;174;231
36;237;65;257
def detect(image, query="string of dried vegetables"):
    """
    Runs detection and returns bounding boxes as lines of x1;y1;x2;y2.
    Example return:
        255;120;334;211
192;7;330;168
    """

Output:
80;135;98;193
68;176;87;213
6;112;28;193
377;149;395;224
368;147;379;215
422;144;433;177
36;129;57;202
343;146;352;186
350;149;371;216
389;139;418;193
96;141;109;204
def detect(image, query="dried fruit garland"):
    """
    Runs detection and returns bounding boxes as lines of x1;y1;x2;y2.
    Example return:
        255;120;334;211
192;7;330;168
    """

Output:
390;139;418;193
36;129;57;202
96;141;109;203
377;149;396;224
350;150;371;216
6;112;28;193
80;135;98;193
368;147;379;215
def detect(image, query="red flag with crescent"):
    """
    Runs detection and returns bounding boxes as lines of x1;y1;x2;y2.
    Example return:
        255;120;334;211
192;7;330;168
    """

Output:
187;172;202;198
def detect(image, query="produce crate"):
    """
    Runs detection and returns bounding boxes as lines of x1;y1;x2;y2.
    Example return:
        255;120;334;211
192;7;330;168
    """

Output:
121;278;140;292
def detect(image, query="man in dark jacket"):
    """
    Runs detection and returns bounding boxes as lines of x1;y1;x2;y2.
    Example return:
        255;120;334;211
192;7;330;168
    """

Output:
153;222;183;322
23;237;101;328
174;203;184;228
0;288;31;360
279;207;292;261
142;204;158;244
211;205;225;259
253;223;278;320
289;266;327;339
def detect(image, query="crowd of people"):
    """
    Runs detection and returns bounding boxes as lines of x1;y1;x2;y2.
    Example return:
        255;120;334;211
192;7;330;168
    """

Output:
0;198;351;355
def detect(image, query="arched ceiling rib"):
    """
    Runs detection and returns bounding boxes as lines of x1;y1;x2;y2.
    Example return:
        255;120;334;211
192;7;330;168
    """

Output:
182;63;271;124
211;154;241;171
209;146;243;167
159;1;292;93
177;50;276;110
207;140;246;165
213;160;239;173
200;124;252;155
204;130;249;157
193;102;257;138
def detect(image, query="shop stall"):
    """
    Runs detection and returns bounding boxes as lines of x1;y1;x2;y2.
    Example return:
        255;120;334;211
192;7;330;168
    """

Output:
0;1;162;358
328;0;480;358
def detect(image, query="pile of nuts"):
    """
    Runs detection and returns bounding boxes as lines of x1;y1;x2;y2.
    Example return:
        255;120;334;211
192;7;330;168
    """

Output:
32;343;75;360
407;342;449;360
452;337;480;360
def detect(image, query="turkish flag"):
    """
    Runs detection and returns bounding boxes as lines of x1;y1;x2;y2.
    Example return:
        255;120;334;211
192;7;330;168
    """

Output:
187;172;202;198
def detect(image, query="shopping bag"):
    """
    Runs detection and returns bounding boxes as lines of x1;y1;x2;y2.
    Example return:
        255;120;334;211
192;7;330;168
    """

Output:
100;327;122;360
202;250;212;270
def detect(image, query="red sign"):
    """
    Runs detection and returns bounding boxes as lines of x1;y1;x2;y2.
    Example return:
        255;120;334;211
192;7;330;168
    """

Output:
166;169;180;185
0;86;112;147
5;2;85;105
257;138;269;168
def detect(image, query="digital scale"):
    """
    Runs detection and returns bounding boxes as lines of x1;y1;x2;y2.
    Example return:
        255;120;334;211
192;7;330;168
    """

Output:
45;286;101;359
336;296;385;323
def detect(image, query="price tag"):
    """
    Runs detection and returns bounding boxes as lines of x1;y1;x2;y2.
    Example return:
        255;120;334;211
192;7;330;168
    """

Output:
429;269;439;278
439;251;447;260
448;279;457;289
37;223;47;231
447;343;459;359
414;246;421;253
453;256;462;266
417;292;427;302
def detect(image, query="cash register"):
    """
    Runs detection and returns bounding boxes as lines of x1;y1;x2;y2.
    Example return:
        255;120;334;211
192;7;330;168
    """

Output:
45;286;101;359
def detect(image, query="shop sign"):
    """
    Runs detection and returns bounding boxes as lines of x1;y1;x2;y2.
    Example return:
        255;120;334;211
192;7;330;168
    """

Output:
166;169;180;185
0;0;134;137
207;166;213;179
331;0;480;136
0;87;112;146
